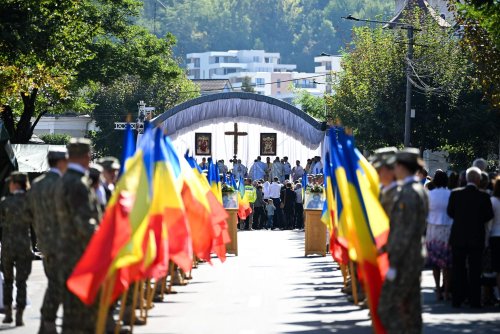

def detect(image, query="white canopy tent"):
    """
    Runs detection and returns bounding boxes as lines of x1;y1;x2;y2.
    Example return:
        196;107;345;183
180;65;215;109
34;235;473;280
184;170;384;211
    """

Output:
152;92;327;166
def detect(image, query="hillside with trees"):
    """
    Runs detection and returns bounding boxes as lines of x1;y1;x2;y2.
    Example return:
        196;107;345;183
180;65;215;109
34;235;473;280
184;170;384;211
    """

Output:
137;0;394;71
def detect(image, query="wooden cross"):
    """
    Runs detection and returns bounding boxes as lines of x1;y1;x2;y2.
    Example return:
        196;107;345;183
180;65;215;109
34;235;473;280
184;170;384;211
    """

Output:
225;123;248;156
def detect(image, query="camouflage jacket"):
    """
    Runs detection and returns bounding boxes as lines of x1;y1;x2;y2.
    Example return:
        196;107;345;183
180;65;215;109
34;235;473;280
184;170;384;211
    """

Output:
0;192;32;258
380;183;398;218
54;168;101;273
26;171;61;257
387;179;428;271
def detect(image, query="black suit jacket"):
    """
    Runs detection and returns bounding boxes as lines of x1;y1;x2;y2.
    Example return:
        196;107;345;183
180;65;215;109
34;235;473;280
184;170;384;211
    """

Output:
447;185;494;248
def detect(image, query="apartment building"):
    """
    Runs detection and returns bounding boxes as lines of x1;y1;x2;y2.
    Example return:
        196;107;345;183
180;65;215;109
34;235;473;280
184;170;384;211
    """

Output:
187;50;326;102
314;54;342;94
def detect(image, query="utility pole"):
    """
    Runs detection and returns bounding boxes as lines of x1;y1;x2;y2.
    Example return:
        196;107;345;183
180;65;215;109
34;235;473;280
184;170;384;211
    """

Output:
404;26;414;147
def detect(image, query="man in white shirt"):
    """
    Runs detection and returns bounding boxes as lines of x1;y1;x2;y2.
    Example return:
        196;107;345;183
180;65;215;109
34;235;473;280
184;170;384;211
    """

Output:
269;177;284;229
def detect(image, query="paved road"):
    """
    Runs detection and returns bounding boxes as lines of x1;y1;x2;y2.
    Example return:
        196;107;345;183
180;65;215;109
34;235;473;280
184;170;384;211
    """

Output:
2;230;500;333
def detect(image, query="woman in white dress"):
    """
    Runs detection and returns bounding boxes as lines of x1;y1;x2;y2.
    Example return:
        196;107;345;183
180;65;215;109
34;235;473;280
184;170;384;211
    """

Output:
426;170;453;301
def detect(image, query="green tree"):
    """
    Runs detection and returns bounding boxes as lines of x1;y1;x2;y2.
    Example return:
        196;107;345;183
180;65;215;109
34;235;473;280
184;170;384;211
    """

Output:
0;0;196;150
39;134;72;145
241;76;255;93
92;74;199;157
450;0;500;108
292;90;326;119
329;10;499;168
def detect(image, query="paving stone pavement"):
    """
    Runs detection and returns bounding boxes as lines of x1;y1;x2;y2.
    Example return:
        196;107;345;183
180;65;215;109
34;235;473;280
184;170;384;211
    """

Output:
2;230;500;333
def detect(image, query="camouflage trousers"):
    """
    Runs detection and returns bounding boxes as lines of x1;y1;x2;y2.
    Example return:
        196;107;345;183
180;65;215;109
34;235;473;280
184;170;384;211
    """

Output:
41;254;62;322
1;253;32;308
378;269;422;334
61;264;97;334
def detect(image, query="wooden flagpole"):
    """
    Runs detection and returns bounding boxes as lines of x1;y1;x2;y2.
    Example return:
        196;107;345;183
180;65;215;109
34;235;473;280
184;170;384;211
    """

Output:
129;282;140;333
114;291;128;334
96;273;116;334
349;261;359;305
138;280;146;322
160;276;166;300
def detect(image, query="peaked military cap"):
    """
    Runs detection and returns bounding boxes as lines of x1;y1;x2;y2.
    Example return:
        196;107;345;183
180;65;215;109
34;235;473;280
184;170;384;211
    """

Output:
47;147;68;161
97;156;120;171
395;148;424;168
89;163;103;178
6;171;28;183
370;147;397;169
67;138;92;156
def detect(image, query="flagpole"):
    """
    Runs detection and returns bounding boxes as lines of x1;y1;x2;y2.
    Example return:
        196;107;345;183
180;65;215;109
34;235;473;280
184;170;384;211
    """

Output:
139;280;146;323
114;291;128;334
129;282;140;333
349;261;359;305
96;272;117;334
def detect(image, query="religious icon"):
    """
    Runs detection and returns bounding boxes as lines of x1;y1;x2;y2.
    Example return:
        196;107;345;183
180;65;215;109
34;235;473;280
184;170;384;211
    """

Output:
222;192;238;209
195;133;211;156
304;191;325;210
260;133;277;156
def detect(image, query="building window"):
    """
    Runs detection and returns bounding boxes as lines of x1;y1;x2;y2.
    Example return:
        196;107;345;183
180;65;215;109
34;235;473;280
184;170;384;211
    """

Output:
277;79;281;88
253;56;260;62
256;78;265;86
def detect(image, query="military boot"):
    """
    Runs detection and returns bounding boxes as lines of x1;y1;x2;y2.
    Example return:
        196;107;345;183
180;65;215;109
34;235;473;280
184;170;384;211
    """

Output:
15;308;24;326
2;305;13;323
38;320;57;334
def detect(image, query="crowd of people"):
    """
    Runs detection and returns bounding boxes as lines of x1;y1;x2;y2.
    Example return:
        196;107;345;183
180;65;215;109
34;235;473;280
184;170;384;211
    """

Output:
367;149;499;333
423;158;499;309
204;155;325;231
199;154;324;182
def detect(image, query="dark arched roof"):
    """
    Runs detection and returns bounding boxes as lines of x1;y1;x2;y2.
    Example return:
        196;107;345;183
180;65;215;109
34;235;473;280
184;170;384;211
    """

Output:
152;92;327;146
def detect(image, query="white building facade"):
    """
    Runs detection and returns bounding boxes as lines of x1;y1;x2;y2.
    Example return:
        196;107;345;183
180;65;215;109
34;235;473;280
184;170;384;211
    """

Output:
314;55;342;94
32;114;98;138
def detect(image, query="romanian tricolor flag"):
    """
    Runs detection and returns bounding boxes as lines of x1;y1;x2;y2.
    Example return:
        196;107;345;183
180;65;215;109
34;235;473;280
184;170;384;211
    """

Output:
335;128;389;334
67;125;154;305
119;122;136;176
181;154;215;262
186;155;229;262
208;160;222;203
237;176;252;220
156;136;193;273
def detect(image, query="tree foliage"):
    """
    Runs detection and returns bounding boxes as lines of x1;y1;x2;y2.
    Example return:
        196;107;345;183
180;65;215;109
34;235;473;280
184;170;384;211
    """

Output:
39;133;72;145
138;0;394;71
0;0;192;146
92;74;199;157
450;0;500;108
328;10;499;169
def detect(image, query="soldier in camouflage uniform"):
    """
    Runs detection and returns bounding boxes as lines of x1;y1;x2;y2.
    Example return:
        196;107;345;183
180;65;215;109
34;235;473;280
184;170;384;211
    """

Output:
371;147;398;216
378;148;429;334
54;138;101;334
26;148;68;334
0;172;33;326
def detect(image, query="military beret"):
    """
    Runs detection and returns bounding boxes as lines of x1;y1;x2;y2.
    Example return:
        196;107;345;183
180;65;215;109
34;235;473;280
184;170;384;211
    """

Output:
47;147;68;161
6;171;28;184
67;138;92;156
89;163;103;178
395;148;424;168
97;156;120;171
370;147;397;169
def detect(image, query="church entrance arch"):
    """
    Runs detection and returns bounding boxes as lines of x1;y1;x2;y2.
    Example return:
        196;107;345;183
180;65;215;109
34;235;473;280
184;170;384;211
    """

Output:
152;92;327;166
